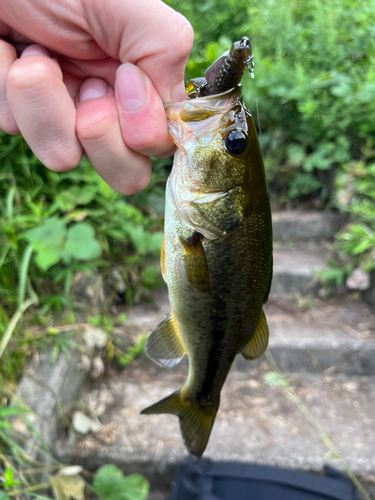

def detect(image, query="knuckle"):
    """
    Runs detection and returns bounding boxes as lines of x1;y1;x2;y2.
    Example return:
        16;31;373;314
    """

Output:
126;129;159;151
7;58;60;91
120;170;151;195
40;144;83;172
76;109;116;143
0;110;20;135
0;39;17;59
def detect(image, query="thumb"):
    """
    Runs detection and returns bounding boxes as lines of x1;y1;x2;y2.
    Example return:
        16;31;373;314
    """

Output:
92;0;194;102
132;6;194;103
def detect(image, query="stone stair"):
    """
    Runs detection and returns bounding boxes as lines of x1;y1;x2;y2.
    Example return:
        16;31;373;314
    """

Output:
18;211;375;499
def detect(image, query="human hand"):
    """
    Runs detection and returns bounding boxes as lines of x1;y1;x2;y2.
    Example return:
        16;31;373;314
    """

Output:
0;0;193;194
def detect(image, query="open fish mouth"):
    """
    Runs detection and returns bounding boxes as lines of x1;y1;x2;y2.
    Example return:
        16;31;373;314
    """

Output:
165;87;243;147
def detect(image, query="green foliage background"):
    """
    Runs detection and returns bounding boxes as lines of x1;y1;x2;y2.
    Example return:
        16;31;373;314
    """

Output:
169;0;375;203
1;0;375;379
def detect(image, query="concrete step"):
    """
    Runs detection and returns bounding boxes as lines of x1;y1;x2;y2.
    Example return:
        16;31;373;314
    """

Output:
271;241;328;295
124;286;375;337
16;286;375;498
120;288;375;376
53;358;375;497
271;211;343;242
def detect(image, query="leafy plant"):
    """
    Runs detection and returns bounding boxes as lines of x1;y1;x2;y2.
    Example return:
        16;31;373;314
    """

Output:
0;133;166;314
111;334;147;368
0;131;168;385
22;219;102;272
168;0;375;204
93;465;149;500
318;161;375;291
0;399;150;500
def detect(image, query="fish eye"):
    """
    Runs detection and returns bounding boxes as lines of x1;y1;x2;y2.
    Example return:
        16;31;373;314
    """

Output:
223;129;248;157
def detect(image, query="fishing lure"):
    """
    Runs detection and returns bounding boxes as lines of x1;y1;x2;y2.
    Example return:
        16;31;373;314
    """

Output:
185;36;255;99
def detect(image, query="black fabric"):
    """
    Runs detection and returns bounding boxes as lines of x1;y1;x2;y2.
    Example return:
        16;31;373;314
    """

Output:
168;459;356;500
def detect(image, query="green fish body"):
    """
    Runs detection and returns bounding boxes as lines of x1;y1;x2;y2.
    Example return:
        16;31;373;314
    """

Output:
141;86;273;458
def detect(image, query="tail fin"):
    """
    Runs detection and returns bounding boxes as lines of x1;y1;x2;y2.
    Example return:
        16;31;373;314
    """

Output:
141;389;219;459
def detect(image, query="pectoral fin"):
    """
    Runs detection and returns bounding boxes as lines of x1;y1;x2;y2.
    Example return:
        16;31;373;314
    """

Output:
180;232;209;293
242;309;269;360
146;313;186;368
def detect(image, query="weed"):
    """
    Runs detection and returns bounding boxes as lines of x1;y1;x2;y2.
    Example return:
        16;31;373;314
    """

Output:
0;402;149;500
264;350;371;500
113;334;147;368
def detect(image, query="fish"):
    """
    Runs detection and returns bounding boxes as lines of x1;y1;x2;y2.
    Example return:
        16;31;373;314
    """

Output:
141;39;273;459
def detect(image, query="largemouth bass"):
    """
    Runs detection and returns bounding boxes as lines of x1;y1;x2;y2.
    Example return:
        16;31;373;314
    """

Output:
141;40;273;459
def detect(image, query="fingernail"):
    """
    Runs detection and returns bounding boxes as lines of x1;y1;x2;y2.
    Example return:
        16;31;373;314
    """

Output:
116;63;146;111
21;45;53;58
171;80;187;103
79;78;108;102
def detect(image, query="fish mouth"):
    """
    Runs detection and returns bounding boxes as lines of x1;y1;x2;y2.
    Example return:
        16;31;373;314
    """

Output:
166;87;244;149
163;86;241;110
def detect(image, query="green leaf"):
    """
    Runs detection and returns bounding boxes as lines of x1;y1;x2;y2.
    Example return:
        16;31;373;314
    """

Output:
18;244;34;307
22;218;67;270
148;232;163;252
287;144;305;166
287;172;322;199
35;245;63;271
69;186;97;205
93;465;149;500
142;265;163;290
351;239;375;255
4;466;14;488
0;492;11;500
65;223;102;261
55;191;77;212
304;152;330;172
264;371;289;388
6;186;16;219
128;226;149;254
23;218;67;248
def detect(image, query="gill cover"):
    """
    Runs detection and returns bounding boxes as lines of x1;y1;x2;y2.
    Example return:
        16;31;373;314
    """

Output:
166;88;252;239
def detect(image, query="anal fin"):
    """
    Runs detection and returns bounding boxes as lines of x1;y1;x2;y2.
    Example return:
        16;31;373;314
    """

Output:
242;309;269;360
146;312;186;368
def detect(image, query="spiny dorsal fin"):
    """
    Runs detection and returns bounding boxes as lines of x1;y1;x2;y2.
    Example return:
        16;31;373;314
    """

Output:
146;313;186;368
241;309;269;360
180;232;209;293
141;388;219;459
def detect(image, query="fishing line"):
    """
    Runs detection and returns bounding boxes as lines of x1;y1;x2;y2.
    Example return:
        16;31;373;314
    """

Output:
245;41;263;155
255;97;263;156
